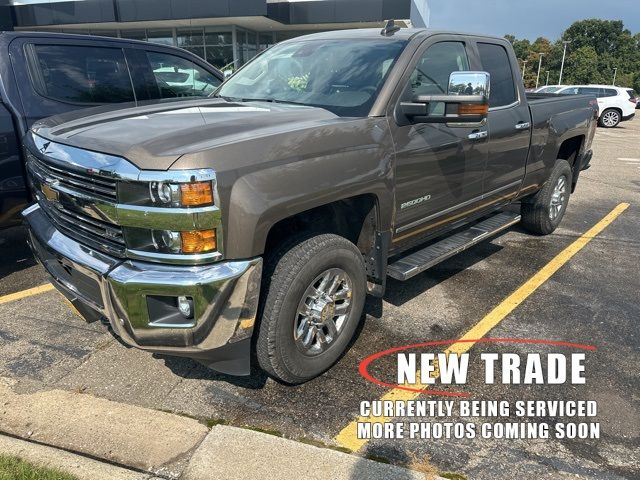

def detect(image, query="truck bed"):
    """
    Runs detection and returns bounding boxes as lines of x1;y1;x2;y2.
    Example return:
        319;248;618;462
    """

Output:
526;92;597;129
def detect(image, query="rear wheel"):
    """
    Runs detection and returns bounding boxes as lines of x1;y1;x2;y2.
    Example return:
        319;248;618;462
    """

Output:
599;108;621;128
256;233;366;384
521;159;572;235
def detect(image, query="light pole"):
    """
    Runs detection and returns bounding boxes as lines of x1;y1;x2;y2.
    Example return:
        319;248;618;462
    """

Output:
535;53;544;89
522;60;528;86
545;71;550;86
558;40;571;85
612;68;618;86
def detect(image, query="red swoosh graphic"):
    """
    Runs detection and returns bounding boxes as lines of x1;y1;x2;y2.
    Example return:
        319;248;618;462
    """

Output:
359;338;597;397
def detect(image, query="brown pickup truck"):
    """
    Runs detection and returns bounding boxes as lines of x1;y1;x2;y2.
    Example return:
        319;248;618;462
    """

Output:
23;26;597;384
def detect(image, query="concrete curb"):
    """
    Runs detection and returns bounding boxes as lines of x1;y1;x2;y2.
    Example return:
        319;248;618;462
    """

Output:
0;434;158;480
182;425;431;480
0;378;445;480
0;379;208;477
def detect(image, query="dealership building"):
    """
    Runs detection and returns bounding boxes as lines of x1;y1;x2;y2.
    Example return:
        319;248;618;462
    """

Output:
0;0;429;69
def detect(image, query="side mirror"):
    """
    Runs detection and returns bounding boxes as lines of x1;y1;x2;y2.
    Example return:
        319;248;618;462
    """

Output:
400;71;491;124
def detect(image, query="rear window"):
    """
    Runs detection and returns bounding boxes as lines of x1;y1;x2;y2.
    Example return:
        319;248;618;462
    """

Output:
155;71;191;83
30;44;135;104
577;87;600;96
147;51;221;99
477;43;517;108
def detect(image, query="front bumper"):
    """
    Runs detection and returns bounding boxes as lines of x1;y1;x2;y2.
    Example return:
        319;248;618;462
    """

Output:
23;203;262;376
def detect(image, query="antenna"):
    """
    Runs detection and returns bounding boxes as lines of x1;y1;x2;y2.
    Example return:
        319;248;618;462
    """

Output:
380;19;401;36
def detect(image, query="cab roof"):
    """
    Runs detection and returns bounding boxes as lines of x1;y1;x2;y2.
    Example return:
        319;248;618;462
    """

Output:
281;28;506;43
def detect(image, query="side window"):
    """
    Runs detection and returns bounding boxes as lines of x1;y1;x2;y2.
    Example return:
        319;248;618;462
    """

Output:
409;42;469;97
601;89;618;98
146;51;221;99
30;45;134;104
559;88;579;95
477;43;517;108
578;87;600;96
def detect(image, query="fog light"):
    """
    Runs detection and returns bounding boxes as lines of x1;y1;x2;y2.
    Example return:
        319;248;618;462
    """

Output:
177;296;194;319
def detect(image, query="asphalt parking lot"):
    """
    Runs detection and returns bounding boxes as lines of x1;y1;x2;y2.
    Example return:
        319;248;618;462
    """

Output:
1;116;638;479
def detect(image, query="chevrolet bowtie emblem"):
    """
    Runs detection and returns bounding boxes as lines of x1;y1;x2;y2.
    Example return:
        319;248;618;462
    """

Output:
41;183;59;203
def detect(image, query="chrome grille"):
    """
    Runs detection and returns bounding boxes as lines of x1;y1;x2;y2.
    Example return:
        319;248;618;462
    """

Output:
28;151;117;201
37;200;126;257
26;150;126;258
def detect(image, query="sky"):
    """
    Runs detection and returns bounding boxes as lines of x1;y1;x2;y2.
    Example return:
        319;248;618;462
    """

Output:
427;0;640;40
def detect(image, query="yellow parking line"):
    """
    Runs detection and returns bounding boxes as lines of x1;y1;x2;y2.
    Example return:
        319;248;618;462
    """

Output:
334;202;630;452
0;284;55;305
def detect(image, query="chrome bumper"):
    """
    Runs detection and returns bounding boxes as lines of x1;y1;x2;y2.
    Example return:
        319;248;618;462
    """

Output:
23;203;262;376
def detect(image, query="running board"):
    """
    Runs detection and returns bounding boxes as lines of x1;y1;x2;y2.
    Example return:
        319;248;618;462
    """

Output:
387;212;521;281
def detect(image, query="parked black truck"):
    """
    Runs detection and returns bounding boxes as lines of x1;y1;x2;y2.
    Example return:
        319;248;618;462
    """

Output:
23;27;597;383
0;31;223;228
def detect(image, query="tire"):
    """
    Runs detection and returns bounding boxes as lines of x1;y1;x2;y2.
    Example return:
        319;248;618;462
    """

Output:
598;108;621;128
521;159;572;235
256;233;366;384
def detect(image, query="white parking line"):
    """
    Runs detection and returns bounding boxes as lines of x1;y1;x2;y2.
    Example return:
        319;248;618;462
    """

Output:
618;158;640;162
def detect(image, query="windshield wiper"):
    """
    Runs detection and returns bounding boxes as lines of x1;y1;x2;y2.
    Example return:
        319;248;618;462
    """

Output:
239;98;307;106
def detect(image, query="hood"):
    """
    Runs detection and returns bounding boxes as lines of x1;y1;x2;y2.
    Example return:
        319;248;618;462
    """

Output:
32;98;340;170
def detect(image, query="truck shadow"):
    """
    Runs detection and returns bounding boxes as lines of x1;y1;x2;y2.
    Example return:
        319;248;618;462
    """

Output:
381;241;504;308
154;354;270;389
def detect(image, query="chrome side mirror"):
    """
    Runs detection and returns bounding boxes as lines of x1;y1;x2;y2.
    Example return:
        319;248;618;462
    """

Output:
448;71;490;98
400;71;491;124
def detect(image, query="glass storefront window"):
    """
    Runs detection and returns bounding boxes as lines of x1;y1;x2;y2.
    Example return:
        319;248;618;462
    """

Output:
204;28;234;69
246;32;257;62
205;31;232;46
259;33;274;52
184;46;205;60
63;29;90;35
147;29;174;46
121;30;147;41
275;31;312;42
206;46;234;70
91;30;118;38
177;28;203;48
235;28;259;67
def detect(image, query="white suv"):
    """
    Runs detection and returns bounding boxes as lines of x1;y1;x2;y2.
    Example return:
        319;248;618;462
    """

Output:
556;85;637;128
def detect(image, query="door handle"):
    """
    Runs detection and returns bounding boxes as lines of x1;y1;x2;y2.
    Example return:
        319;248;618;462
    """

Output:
515;122;531;130
468;130;488;140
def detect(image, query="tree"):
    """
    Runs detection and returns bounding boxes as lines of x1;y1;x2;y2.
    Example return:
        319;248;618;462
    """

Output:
567;46;602;84
505;19;639;91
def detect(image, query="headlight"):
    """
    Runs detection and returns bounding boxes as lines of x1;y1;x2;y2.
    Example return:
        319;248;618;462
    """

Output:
117;172;220;259
119;180;214;208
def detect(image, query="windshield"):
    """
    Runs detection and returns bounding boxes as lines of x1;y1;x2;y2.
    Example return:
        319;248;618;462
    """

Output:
216;38;407;117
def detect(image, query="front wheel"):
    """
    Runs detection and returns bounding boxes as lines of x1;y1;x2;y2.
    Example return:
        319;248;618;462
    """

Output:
521;159;572;235
599;108;621;128
256;233;366;384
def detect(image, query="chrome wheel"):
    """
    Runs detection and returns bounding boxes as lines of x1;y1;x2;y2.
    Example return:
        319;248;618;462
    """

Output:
294;268;353;356
602;110;620;127
549;175;567;221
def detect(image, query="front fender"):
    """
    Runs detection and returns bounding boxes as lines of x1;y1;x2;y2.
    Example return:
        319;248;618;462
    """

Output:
225;140;395;259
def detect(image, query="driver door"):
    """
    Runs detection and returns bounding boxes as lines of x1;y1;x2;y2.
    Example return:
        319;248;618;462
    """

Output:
388;38;488;246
